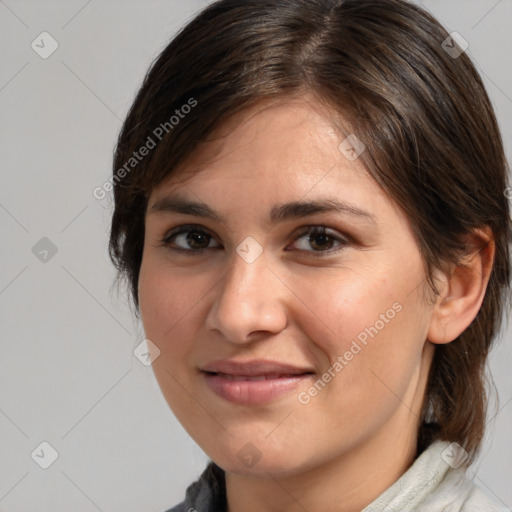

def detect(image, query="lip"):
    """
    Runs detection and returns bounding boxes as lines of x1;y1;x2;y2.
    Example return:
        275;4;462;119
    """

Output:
200;359;315;405
200;359;315;376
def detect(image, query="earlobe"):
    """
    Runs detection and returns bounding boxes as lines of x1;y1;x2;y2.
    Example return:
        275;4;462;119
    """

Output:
427;228;495;345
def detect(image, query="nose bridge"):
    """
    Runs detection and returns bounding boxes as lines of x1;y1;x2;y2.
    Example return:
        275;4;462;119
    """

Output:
206;238;286;342
222;240;272;311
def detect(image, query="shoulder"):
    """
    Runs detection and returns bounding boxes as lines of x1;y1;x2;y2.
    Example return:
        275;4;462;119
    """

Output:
460;485;509;512
419;464;508;512
162;502;187;512
412;440;508;512
363;441;508;512
161;461;227;512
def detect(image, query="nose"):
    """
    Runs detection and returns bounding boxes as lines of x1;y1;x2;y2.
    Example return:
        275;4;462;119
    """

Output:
205;246;288;344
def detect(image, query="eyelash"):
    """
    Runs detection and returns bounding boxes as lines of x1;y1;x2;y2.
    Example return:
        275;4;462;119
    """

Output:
159;223;351;258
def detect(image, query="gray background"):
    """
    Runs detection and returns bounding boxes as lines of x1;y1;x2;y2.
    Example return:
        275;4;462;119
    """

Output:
0;1;511;511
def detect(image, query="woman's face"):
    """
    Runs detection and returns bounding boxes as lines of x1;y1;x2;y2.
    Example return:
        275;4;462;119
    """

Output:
138;98;436;477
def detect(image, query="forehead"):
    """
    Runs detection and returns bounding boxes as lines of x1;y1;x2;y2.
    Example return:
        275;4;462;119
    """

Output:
146;98;413;239
153;97;372;197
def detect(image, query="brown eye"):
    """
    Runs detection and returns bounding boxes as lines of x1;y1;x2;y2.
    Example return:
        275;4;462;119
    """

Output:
290;226;350;256
160;224;350;257
161;225;220;253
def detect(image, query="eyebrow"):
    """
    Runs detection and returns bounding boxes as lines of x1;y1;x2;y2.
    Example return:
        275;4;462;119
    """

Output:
148;194;377;226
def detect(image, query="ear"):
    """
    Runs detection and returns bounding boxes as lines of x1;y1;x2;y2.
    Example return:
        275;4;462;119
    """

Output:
427;227;495;344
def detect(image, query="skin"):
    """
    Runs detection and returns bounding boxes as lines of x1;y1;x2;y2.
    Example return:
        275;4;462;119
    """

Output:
138;96;494;512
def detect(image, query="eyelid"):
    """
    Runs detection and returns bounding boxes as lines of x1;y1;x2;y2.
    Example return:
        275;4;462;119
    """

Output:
160;223;352;256
161;223;221;249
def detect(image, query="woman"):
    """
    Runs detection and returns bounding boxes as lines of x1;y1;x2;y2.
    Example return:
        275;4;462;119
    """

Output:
109;0;511;510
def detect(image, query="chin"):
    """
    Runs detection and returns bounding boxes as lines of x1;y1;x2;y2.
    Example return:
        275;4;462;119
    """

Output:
205;440;313;479
217;456;297;479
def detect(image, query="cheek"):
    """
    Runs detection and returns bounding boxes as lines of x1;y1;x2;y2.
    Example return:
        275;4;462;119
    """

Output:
294;267;407;359
137;257;205;415
138;257;168;338
138;256;217;371
293;266;428;420
139;255;201;337
138;259;185;371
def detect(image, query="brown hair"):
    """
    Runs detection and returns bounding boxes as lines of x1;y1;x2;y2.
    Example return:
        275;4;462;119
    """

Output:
109;0;511;464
